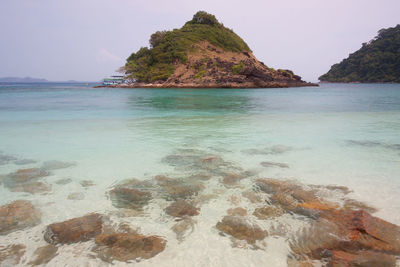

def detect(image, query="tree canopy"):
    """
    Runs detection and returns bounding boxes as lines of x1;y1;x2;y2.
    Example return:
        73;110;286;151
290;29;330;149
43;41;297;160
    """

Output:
319;24;400;83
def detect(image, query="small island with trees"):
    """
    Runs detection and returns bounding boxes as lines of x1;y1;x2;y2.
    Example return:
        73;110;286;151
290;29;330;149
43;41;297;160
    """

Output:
113;11;317;88
320;25;400;83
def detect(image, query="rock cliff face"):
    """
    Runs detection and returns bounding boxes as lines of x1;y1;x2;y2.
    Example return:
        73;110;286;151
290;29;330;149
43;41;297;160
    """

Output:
115;11;316;88
127;42;315;88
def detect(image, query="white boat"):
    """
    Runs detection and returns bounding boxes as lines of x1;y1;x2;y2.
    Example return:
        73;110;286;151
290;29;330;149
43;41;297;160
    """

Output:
102;75;125;85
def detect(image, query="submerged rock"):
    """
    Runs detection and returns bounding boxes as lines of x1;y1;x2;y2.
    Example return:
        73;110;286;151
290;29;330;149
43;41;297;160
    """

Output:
171;218;196;241
227;207;247;217
14;159;37;165
290;218;345;258
161;149;211;171
269;145;293;154
256;178;300;195
55;178;72;185
343;198;377;213
165;200;199;217
286;258;315;267
44;213;103;244
221;172;245;187
94;233;167;262
242;145;293;155
67;192;85;200
2;168;51;194
256;178;321;218
325;210;400;254
347;140;400;153
29;245;58;266
10;181;52;194
161;149;237;176
0;154;17;165
188;173;212;181
325;185;352;195
257;179;373;218
109;178;155;210
157;177;204;200
291;209;400;264
5;168;49;184
216;215;267;244
0;244;26;266
329;250;396;267
260;161;289;168
0;200;41;235
161;152;202;168
80;180;95;188
241;148;268;155
241;190;263;203
41;160;76;171
346;140;383;148
270;192;301;212
252;178;400;264
253;206;284;219
110;187;152;210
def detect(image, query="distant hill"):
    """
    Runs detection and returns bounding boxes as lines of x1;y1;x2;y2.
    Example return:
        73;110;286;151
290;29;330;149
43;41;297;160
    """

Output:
320;24;400;83
120;11;316;88
0;77;49;83
0;77;95;83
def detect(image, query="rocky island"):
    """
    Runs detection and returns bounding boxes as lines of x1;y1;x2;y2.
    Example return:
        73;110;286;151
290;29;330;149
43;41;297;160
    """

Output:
112;11;317;88
320;24;400;83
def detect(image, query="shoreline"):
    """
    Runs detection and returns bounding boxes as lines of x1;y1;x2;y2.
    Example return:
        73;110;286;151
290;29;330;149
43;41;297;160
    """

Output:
319;81;400;84
94;81;319;89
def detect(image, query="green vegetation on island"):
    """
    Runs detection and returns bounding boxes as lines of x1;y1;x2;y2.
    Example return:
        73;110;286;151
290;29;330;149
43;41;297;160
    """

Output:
123;11;251;82
319;24;400;83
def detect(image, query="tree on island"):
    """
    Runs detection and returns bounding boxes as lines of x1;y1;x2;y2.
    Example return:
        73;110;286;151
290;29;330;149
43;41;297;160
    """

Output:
118;11;315;88
319;24;400;83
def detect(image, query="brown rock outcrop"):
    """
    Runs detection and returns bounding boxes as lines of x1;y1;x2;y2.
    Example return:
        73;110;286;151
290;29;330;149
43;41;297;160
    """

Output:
0;244;26;265
165;200;199;217
155;175;205;201
253;206;284;219
227;207;247;217
7;168;49;183
110;42;317;89
329;250;396;267
44;213;103;244
256;179;400;266
216;215;267;244
222;172;245;187
0;200;41;235
252;178;400;265
94;233;166;262
320;210;400;255
171;218;195;241
260;161;289;168
110;187;152;210
29;245;58;266
41;160;75;171
10;181;51;194
2;168;51;194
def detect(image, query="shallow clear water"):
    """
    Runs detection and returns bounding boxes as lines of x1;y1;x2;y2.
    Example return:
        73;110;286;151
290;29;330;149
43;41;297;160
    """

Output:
0;82;400;266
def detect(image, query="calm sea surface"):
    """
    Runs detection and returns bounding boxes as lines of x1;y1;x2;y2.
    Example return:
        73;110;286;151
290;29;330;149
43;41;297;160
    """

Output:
0;83;400;266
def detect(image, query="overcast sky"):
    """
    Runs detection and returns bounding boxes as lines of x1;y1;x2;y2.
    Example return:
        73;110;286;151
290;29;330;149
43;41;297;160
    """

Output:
0;0;399;82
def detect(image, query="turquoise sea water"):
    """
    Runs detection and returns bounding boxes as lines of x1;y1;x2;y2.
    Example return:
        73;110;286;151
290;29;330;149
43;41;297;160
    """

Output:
0;83;400;266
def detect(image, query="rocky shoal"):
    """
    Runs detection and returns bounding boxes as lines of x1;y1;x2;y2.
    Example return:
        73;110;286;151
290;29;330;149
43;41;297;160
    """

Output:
1;149;400;266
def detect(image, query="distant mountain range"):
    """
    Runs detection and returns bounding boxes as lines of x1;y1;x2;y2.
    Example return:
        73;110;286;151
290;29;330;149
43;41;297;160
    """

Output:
0;77;49;83
0;77;90;83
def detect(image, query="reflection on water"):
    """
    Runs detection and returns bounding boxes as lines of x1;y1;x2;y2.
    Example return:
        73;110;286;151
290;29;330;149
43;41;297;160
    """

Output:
128;89;255;114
